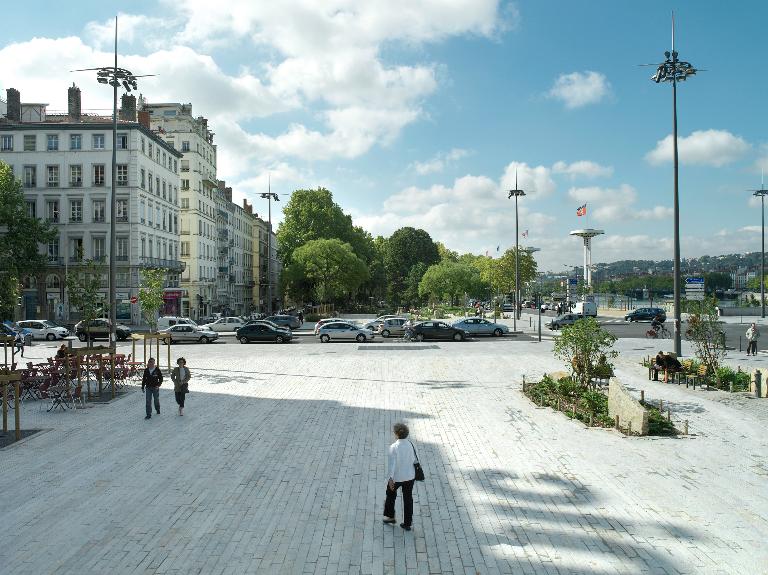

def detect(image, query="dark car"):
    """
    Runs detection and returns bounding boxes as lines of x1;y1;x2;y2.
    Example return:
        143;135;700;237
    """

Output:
265;314;302;330
236;323;292;344
546;313;584;330
74;318;131;341
410;321;468;342
624;307;666;322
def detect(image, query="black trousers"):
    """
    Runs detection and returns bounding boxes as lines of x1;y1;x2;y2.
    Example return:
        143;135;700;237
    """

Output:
384;479;415;526
175;391;186;407
748;341;757;355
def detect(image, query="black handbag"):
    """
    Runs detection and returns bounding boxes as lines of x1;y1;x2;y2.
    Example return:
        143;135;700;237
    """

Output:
410;442;425;481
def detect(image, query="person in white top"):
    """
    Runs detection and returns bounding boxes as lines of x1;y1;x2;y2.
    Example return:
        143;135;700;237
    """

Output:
171;357;191;416
383;422;417;531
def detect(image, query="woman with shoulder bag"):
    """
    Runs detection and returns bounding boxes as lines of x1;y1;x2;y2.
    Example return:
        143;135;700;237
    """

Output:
170;357;191;416
383;422;423;531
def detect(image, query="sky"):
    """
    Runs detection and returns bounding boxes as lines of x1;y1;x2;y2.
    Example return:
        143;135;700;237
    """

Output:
1;0;767;272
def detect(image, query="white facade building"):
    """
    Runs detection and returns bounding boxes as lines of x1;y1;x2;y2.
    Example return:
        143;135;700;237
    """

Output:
0;86;184;323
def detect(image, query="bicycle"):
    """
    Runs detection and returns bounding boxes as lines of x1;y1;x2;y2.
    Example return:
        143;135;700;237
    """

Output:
646;325;671;339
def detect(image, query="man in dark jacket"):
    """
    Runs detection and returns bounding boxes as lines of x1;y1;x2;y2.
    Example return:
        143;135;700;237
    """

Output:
141;357;163;420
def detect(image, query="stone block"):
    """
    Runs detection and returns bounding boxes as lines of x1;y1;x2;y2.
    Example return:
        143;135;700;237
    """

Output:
608;377;649;435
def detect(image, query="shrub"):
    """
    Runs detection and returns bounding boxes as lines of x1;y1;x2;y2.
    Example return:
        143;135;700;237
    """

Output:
645;405;677;436
305;313;322;322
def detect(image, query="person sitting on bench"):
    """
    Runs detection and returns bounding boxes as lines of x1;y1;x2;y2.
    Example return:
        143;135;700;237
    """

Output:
652;351;666;381
661;353;682;383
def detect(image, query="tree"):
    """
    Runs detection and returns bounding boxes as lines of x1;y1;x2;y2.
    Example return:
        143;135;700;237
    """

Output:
276;188;356;266
685;297;726;381
402;263;428;308
553;317;618;388
384;227;440;305
480;248;537;298
0;161;56;319
287;239;369;303
138;268;166;332
418;261;477;305
67;258;106;344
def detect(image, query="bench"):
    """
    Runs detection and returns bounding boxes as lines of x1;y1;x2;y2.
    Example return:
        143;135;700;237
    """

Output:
684;364;710;390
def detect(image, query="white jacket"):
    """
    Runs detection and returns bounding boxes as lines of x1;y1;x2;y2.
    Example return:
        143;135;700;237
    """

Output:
747;326;760;341
388;439;417;483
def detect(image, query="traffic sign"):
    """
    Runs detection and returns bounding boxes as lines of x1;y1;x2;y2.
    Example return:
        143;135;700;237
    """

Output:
568;278;578;286
129;296;138;304
685;277;704;284
686;293;705;301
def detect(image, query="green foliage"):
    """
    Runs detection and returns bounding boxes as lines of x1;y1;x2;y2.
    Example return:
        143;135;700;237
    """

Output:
644;405;677;436
553;317;618;387
714;365;750;392
402;262;428;308
67;258;106;340
684;297;726;379
418;261;478;304
138;268;166;331
479;248;537;297
384;227;440;305
0;161;57;319
286;239;369;303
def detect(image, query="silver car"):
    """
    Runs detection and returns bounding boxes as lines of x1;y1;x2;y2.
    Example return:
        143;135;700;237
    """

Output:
16;320;69;340
377;317;409;338
363;315;400;331
451;318;510;337
316;322;375;343
159;325;219;343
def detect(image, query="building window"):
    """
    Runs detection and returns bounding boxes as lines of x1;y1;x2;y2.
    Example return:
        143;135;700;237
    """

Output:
93;134;105;149
70;164;82;187
156;206;161;227
155;177;160;195
181;140;190;152
162;152;166;166
117;133;128;149
181;241;190;256
116;237;129;261
181;179;189;190
140;200;146;224
116;199;128;222
173;159;177;173
162;181;166;200
116;164;128;186
70;199;83;223
46;165;60;188
23;165;36;188
48;238;59;261
93;200;105;222
70;134;82;150
148;172;153;192
0;135;12;151
148;202;153;226
47;134;59;151
162;209;167;231
23;135;36;151
148;143;153;158
117;271;129;286
156;149;160;163
141;237;146;257
141;138;145;154
140;168;146;189
46;200;59;223
181;160;189;172
93;237;106;260
70;238;83;261
26;200;36;218
93;164;105;186
181;198;189;209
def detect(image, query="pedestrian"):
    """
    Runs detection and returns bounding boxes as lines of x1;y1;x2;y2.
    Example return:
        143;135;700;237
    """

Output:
170;356;191;416
56;343;69;358
746;323;760;356
141;357;163;420
13;330;25;358
383;422;417;531
298;310;304;325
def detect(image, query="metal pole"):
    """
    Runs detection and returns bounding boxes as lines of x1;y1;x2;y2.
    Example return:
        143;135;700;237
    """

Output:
267;194;272;315
672;73;682;356
514;192;519;333
762;194;765;318
108;17;118;350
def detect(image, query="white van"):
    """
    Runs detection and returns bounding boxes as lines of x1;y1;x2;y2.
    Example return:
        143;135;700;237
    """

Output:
156;316;198;330
573;301;597;317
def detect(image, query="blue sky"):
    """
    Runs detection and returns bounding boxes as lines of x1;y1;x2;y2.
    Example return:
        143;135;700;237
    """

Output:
1;0;766;271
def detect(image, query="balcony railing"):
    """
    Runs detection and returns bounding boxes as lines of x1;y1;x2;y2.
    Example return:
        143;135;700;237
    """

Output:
116;255;129;261
139;257;186;272
218;266;228;273
47;257;63;266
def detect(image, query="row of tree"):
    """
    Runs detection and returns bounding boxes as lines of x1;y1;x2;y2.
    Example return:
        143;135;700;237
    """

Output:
276;188;537;310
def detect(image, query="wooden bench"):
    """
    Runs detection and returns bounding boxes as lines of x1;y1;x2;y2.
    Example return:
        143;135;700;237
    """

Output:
685;363;710;390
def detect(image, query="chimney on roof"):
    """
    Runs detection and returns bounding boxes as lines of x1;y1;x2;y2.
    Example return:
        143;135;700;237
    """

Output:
119;94;137;121
67;83;81;121
6;88;20;121
243;199;252;214
137;110;150;129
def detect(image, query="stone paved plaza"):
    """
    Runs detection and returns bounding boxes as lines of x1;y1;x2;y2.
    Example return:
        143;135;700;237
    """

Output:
1;336;767;574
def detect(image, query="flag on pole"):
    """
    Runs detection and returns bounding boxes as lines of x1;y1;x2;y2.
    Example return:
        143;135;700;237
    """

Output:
521;230;528;238
576;204;587;217
496;245;500;252
485;250;489;257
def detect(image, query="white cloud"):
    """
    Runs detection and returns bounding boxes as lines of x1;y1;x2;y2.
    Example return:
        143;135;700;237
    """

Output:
547;71;610;109
83;13;176;51
568;185;672;222
412;148;469;175
645;129;751;167
740;225;762;234
552;160;613;179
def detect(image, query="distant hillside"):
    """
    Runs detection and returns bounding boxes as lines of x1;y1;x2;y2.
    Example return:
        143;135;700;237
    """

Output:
555;253;762;278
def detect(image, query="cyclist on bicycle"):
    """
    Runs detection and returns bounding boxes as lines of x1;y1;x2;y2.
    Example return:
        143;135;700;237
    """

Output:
651;314;664;332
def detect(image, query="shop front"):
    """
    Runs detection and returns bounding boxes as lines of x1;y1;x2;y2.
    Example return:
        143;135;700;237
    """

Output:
162;289;184;316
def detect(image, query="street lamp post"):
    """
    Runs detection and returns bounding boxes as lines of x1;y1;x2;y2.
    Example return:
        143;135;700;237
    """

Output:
752;180;768;318
508;172;525;333
650;13;698;356
260;191;279;314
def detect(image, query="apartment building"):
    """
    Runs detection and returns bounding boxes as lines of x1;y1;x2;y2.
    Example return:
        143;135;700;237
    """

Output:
143;102;218;320
0;86;183;323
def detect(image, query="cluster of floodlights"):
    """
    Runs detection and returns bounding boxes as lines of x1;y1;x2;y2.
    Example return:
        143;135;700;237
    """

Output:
651;51;698;83
96;67;138;92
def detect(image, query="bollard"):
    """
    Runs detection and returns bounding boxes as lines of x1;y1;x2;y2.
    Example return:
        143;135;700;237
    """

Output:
14;382;20;441
755;370;762;398
557;398;561;411
739;335;742;353
659;399;663;412
2;383;7;432
684;420;689;435
667;409;671;422
628;421;632;435
614;414;620;430
589;413;593;427
640;390;645;403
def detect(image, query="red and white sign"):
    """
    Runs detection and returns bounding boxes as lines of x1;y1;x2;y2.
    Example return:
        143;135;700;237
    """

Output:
129;296;138;304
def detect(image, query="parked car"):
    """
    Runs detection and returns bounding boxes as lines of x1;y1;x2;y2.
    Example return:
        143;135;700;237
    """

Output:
314;317;348;335
410;321;468;341
546;313;584;330
74;319;132;341
236;323;292;344
200;316;246;332
363;315;400;331
501;302;515;312
540;303;550;312
265;314;302;330
0;322;32;346
451;317;510;337
377;317;410;338
316;322;375;343
245;319;283;330
624;307;666;322
16;319;70;340
159;325;218;344
157;316;198;330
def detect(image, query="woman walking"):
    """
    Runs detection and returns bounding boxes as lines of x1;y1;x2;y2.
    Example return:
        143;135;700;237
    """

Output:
171;357;191;416
383;422;417;531
141;358;163;420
